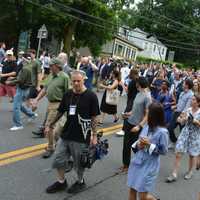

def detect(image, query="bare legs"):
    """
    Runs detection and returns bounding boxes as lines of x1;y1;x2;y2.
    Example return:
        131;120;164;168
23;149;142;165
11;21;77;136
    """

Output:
129;188;137;200
129;189;157;200
171;153;196;177
172;153;182;176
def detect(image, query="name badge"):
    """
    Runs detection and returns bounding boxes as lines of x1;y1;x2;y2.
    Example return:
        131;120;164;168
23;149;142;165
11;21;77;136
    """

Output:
69;105;76;115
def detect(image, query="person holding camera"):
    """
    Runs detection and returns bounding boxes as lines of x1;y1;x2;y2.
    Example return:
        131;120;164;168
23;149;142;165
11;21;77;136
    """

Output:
45;70;100;194
166;95;200;182
128;103;168;200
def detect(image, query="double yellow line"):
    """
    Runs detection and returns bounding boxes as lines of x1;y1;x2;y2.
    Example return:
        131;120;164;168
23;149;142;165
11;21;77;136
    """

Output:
0;124;122;167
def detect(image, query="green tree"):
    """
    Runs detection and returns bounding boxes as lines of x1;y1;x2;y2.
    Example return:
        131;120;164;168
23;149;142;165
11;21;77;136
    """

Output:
127;0;200;65
0;0;118;56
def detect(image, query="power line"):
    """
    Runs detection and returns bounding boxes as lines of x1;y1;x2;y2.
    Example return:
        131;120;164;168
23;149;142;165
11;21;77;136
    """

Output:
49;0;116;27
152;10;200;35
25;0;200;52
50;1;200;48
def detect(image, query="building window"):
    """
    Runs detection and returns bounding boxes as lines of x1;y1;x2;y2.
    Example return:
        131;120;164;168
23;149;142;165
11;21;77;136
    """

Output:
131;49;136;60
124;29;129;38
153;45;156;52
144;42;148;50
162;48;165;55
116;44;124;56
126;48;131;59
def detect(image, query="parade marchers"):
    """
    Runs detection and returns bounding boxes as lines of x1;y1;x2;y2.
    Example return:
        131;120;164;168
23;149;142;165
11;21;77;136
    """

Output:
0;43;200;200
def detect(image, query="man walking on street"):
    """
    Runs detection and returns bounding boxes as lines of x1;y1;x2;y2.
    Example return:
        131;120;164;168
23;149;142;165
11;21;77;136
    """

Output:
0;50;18;104
26;49;42;111
45;70;100;194
33;58;70;158
6;54;38;131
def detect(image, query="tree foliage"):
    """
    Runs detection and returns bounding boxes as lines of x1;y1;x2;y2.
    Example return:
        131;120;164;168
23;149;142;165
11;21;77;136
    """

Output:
0;0;119;56
125;0;200;65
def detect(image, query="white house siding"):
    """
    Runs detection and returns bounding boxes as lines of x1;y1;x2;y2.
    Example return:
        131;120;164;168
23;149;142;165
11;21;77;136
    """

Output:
101;38;139;60
126;28;167;61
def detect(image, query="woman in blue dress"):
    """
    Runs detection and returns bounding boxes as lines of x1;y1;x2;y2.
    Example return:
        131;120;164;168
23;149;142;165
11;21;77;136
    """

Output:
151;70;166;100
127;103;168;200
156;80;175;126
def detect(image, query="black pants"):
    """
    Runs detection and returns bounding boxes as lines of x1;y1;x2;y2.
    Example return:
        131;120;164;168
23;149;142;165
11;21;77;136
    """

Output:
122;120;139;167
168;111;181;143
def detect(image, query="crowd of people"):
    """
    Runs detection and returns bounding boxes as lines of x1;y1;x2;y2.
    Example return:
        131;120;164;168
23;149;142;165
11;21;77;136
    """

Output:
0;41;200;199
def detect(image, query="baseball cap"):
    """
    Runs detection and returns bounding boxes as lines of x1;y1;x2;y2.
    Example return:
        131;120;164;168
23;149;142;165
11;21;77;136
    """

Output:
49;58;63;68
6;50;13;56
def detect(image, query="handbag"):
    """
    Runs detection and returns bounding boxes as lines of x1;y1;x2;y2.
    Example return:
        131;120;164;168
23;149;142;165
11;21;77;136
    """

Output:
106;88;120;105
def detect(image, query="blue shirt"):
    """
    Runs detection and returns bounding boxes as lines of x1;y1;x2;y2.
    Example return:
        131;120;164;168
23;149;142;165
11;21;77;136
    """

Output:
176;90;193;112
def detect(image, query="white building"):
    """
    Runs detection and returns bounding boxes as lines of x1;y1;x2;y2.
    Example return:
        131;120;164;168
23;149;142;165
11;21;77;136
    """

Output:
119;27;168;61
101;35;143;60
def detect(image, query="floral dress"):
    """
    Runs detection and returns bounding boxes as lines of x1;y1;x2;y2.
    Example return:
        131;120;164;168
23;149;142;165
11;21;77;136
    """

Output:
175;107;200;156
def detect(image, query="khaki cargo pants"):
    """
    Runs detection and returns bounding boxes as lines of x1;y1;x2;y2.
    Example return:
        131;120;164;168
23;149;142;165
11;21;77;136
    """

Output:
45;102;67;150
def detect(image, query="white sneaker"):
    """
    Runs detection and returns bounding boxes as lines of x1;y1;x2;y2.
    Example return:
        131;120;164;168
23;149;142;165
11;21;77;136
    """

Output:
184;171;193;180
27;113;38;123
116;130;125;136
10;126;24;131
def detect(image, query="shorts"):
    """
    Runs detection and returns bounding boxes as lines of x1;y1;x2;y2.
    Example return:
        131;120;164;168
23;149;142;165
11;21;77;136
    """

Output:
52;138;87;174
0;84;16;97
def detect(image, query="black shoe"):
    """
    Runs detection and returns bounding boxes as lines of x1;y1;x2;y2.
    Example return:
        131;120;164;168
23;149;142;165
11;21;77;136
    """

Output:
67;180;86;194
42;150;54;159
46;180;67;193
113;117;119;123
32;129;44;138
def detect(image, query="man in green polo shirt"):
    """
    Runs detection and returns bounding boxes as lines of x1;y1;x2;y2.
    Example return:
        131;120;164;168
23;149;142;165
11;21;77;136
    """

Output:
26;49;42;111
33;58;70;158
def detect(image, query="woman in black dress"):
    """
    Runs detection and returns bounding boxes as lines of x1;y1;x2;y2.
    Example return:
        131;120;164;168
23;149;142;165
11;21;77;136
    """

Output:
99;70;121;124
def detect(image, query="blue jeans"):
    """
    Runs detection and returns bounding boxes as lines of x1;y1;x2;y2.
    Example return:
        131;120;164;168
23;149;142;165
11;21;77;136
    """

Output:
13;87;34;127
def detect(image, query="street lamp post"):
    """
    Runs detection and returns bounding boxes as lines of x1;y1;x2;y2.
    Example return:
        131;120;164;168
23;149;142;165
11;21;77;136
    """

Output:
36;24;48;59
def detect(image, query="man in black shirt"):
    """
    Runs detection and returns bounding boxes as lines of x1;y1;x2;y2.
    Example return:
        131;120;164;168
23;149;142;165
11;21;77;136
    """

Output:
0;50;18;103
46;70;100;194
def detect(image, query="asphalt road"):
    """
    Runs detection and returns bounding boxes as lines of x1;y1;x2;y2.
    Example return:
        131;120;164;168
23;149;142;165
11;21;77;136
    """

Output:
0;91;199;200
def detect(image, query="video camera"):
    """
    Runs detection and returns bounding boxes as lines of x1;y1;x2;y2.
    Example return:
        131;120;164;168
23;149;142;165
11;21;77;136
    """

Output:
80;131;109;169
